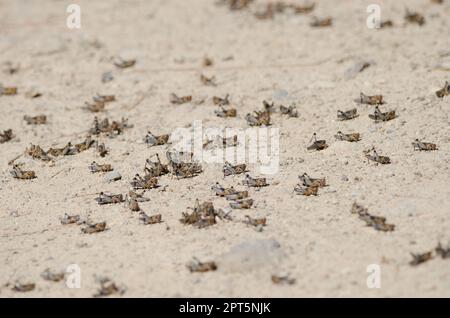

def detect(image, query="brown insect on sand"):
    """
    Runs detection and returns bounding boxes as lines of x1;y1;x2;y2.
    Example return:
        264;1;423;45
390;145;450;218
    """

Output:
307;133;328;151
412;139;438;151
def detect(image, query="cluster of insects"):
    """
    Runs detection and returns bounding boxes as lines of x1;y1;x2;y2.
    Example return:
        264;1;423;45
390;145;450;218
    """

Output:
3;1;448;295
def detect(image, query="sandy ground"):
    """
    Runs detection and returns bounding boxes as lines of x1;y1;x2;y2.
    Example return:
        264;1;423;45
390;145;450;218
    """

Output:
0;0;449;297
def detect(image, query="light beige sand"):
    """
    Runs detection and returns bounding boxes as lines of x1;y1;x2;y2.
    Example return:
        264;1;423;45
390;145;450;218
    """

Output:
0;0;449;297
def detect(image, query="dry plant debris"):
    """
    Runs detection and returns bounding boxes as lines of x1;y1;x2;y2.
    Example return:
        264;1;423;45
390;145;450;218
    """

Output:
243;174;268;187
89;161;113;173
335;131;361;142
169;93;192;105
368;106;397;122
143;131;169;147
364;147;391;164
435;81;449;98
41;269;65;282
0;129;14;143
307;133;328;151
351;202;395;232
337;108;358;121
412;139;438;151
81;221;107;234
357;92;384;105
10;164;36;180
24;115;47;125
187;257;217;273
95;192;124;205
139;212;163;225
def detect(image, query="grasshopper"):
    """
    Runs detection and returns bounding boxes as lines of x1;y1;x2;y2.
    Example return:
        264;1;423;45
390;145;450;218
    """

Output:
180;200;217;228
186;257;217;273
435;81;449;98
337;108;358;121
95;192;124;205
41;269;65;282
94;277;125;297
307;133;328;151
409;252;433;266
299;173;327;188
364;147;391;164
0;84;17;96
139;212;162;225
271;274;296;285
89;161;113;173
351;202;395;232
223;162;247;176
412;139;438;151
405;10;425;26
11;282;35;292
143;131;169;147
130;174;159;190
368;106;396;122
435;242;450;259
200;74;217;86
95;142;108;157
294;184;319;196
24;115;46;125
244;215;266;227
26;144;52;161
279;104;298;118
243;174;268;187
358;92;384;105
213;94;229;106
166;150;202;179
215;105;237;118
60;213;81;225
310;17;332;27
335;131;361;142
81;221;107;234
229;198;254;209
245;110;271;126
144;154;170;177
169;93;192;104
0;129;13;143
10;164;36;179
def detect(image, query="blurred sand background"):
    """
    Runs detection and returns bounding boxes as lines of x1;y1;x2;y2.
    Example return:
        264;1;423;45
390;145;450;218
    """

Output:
0;0;449;297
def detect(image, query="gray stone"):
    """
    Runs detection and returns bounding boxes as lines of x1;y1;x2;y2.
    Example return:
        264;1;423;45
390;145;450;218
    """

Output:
104;171;121;183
